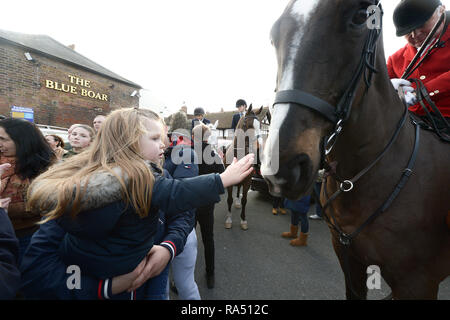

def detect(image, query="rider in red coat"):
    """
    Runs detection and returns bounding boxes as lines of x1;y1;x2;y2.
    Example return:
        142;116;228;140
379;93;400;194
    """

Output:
387;0;449;120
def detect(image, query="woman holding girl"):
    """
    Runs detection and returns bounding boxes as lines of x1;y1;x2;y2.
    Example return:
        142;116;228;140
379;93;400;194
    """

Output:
23;108;253;299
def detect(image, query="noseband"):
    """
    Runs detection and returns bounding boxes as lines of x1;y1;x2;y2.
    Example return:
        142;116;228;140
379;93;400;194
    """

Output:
273;2;383;155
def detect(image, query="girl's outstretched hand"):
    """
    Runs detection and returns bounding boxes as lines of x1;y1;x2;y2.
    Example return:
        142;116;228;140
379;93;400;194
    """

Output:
220;153;255;188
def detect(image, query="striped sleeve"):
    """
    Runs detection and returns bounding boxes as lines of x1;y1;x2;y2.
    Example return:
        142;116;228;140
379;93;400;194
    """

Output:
97;278;112;300
160;241;176;261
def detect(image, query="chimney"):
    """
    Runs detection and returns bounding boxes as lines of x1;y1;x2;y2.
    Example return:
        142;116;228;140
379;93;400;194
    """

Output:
68;44;76;50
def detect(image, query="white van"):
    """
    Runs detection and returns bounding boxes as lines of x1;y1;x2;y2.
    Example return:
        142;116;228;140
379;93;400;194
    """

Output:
36;124;69;144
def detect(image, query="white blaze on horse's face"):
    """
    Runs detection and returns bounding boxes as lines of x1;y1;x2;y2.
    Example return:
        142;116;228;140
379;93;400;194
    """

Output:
263;0;321;181
253;118;263;146
280;0;321;91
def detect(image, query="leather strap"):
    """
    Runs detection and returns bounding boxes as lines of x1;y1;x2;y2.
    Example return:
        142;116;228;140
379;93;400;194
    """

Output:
273;90;338;123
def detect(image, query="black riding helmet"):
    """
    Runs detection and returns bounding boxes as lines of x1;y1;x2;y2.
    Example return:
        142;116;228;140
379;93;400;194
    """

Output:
236;99;247;108
393;0;442;36
194;107;205;116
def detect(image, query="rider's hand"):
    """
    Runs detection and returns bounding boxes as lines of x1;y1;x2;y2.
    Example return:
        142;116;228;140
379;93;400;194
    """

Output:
391;78;417;106
390;78;413;92
404;91;418;106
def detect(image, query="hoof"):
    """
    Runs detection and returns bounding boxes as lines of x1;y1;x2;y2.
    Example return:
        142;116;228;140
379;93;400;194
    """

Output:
234;199;241;209
272;208;278;215
240;220;248;230
225;216;232;229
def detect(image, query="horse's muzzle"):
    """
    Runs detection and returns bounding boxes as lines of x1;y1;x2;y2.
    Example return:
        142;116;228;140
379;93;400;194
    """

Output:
264;153;313;199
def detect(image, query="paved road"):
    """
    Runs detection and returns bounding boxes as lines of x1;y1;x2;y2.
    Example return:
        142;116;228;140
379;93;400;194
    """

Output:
173;190;449;300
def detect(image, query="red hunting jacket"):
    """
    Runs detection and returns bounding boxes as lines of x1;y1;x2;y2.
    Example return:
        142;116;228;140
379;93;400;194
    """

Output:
387;22;450;118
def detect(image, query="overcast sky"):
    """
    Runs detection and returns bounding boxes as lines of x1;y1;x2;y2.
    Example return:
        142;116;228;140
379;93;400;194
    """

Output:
1;0;449;115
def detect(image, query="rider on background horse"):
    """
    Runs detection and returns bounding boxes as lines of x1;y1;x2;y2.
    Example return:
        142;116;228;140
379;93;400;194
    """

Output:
191;107;210;131
231;99;247;132
387;0;449;132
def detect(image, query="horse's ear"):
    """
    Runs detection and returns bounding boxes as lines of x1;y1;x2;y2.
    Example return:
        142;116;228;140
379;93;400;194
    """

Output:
213;120;219;129
248;104;253;113
256;106;263;115
266;109;272;124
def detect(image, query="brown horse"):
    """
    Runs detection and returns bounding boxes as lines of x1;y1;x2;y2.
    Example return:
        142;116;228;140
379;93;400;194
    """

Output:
262;0;450;299
225;104;264;230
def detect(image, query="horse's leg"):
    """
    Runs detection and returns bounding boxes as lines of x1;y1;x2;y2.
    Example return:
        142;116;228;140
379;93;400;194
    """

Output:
390;273;439;299
343;257;368;300
239;180;251;230
332;237;368;300
225;186;233;229
234;185;241;208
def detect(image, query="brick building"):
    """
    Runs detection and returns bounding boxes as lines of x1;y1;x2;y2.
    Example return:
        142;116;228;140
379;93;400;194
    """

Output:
0;29;141;128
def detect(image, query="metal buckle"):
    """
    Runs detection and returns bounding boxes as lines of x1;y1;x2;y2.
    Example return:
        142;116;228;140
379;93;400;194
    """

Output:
339;233;352;246
325;120;343;155
340;180;354;192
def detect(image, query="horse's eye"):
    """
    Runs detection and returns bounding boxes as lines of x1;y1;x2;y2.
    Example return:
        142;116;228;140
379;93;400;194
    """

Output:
352;9;368;26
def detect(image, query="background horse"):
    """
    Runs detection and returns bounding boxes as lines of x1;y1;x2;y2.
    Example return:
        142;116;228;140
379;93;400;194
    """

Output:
225;104;264;230
262;0;450;299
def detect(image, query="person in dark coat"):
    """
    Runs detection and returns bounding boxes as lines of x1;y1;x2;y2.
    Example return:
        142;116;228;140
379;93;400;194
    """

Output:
0;204;20;300
191;107;210;131
192;124;225;289
231;99;247;131
163;137;201;299
20;169;193;300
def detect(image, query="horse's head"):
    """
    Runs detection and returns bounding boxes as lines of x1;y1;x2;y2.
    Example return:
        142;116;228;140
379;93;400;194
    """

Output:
262;0;384;198
228;104;265;164
237;104;264;132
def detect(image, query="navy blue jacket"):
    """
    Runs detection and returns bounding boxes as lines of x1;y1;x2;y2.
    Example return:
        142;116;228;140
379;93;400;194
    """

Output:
58;162;222;279
231;113;242;131
194;141;225;176
20;165;221;299
284;196;311;214
0;208;20;299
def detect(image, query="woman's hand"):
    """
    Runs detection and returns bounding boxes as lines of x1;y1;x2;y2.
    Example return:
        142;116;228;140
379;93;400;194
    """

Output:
110;258;147;295
220;154;255;188
111;245;171;295
128;245;171;292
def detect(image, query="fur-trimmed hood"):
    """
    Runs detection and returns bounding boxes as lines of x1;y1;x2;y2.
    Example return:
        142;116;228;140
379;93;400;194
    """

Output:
30;161;161;213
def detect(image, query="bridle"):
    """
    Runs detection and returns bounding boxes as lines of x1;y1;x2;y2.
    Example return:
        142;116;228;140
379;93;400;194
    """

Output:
271;1;423;299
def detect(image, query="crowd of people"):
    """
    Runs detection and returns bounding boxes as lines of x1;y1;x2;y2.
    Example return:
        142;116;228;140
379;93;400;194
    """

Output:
0;0;448;300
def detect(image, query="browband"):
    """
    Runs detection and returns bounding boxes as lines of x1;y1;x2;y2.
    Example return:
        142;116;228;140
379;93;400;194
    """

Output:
273;89;338;123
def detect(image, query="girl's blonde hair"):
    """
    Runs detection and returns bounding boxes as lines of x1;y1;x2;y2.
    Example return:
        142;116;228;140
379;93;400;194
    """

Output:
28;107;162;223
